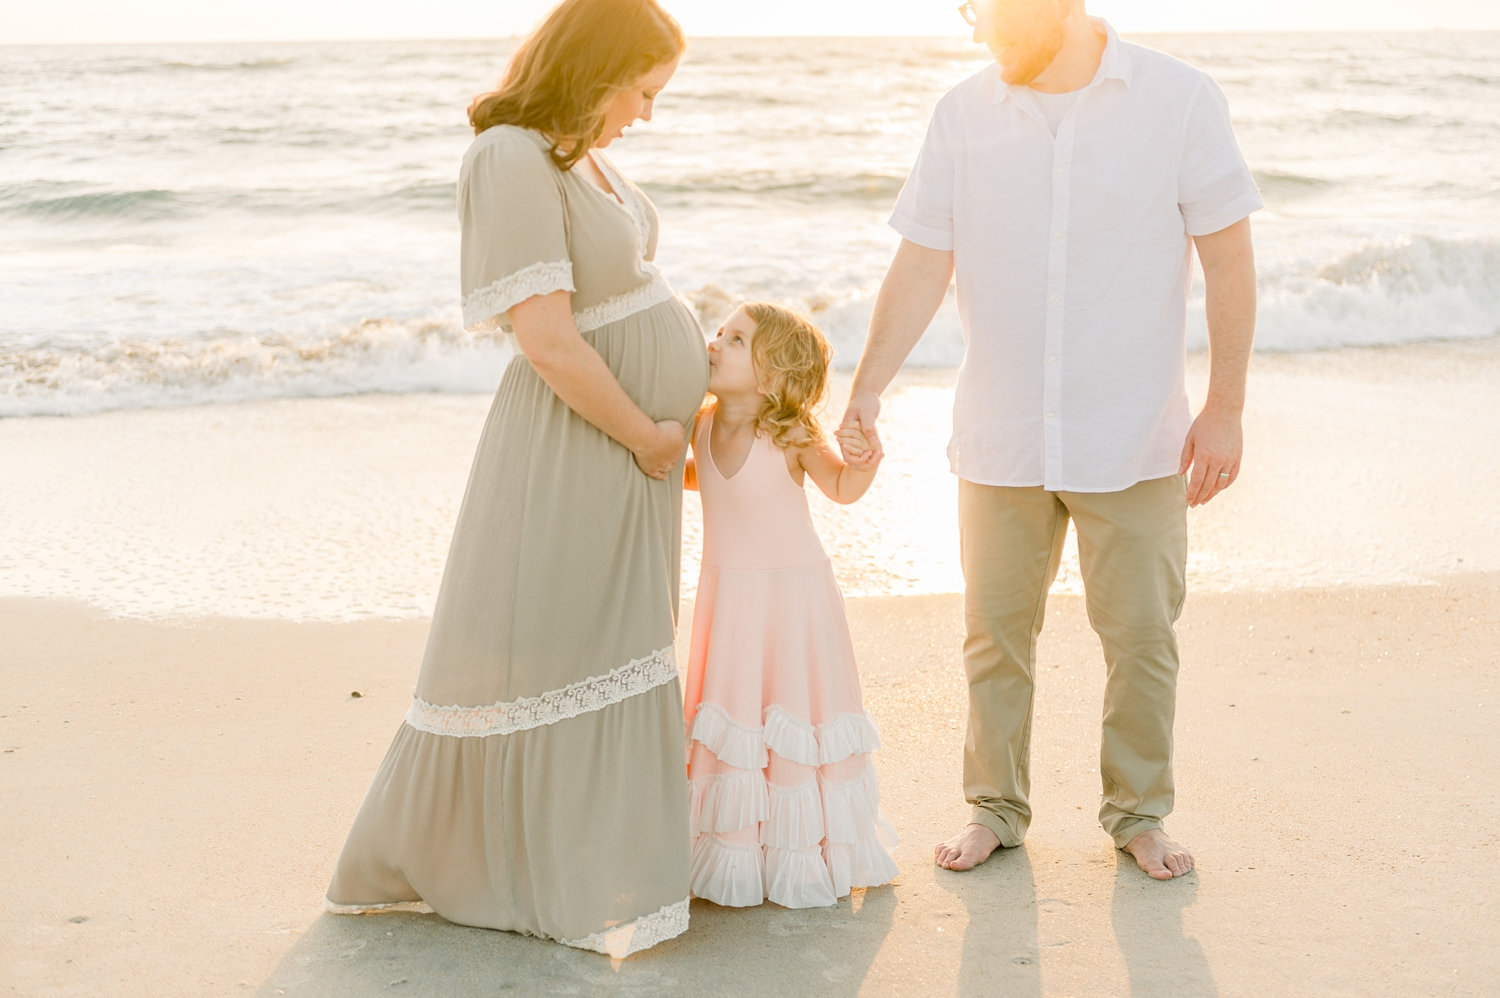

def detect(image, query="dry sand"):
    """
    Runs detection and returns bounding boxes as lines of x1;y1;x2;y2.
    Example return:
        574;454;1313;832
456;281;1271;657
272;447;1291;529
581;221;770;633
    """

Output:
2;581;1496;997
3;339;1499;996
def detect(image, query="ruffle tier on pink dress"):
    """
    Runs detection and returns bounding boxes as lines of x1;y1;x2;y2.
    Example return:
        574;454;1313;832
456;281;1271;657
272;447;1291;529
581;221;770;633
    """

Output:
683;409;898;909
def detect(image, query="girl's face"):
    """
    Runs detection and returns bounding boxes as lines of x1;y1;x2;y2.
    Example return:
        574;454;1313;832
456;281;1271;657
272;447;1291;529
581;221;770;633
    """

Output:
595;56;680;148
706;307;761;397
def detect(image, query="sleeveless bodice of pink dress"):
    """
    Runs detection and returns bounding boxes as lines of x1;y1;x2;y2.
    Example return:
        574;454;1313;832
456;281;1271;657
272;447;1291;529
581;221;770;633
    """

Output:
682;408;898;908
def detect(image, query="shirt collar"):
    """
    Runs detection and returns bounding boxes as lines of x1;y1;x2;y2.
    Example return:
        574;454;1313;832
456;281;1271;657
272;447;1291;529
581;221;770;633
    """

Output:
990;18;1133;105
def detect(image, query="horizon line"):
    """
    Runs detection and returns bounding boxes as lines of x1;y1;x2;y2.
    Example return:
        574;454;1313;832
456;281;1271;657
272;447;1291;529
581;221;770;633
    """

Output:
5;26;1498;48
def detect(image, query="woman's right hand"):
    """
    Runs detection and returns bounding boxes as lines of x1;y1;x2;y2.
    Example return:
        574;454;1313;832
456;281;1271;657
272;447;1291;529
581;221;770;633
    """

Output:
633;419;686;480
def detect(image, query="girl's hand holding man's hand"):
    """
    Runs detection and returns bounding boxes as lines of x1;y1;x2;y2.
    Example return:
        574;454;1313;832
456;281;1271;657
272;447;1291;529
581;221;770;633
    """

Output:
836;424;882;468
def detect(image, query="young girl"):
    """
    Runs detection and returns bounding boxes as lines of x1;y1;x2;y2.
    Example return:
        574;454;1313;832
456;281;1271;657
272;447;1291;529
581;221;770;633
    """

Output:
683;302;899;909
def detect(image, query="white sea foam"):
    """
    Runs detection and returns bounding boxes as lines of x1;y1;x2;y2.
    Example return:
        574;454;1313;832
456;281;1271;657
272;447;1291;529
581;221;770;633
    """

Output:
1246;235;1500;351
0;314;510;418
4;232;1496;417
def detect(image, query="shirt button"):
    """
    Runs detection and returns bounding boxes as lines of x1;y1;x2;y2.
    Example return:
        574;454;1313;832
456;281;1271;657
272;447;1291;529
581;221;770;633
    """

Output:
1052;232;1062;241
1046;356;1058;366
1049;295;1060;303
1045;412;1057;420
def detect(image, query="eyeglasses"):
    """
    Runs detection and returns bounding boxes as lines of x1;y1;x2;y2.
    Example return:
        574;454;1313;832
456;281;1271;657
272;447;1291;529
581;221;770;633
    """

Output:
957;1;977;25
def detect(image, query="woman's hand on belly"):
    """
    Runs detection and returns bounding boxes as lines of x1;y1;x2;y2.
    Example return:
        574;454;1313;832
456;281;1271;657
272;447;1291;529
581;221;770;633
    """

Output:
634;419;686;480
513;290;679;476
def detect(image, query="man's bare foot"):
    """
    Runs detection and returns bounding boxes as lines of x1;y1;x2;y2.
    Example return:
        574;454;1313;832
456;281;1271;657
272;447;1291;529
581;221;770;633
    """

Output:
934;823;1002;871
1123;828;1195;880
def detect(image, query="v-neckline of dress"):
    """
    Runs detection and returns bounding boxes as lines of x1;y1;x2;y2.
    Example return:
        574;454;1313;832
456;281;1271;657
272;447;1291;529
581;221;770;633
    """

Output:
705;410;757;482
579;151;649;251
582;151;624;204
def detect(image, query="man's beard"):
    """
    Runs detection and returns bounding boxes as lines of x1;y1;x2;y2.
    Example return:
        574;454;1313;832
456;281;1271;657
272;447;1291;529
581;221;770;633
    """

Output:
992;14;1066;87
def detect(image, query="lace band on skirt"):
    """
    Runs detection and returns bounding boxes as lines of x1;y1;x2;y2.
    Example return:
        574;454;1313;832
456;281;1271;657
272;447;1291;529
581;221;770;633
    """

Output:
405;644;678;738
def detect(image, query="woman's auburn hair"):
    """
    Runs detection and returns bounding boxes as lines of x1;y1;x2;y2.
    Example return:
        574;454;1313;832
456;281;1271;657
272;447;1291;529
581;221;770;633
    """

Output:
467;0;685;171
744;302;832;450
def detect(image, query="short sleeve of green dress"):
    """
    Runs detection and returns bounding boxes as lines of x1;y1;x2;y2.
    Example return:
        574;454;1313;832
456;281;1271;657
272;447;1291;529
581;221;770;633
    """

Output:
457;127;575;329
327;125;709;958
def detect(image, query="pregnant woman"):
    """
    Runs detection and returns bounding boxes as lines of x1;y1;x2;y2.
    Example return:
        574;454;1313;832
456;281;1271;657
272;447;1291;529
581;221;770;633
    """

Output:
325;0;708;958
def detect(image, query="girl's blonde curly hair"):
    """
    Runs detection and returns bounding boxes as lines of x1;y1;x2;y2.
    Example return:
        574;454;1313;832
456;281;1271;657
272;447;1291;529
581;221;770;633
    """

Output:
743;302;832;449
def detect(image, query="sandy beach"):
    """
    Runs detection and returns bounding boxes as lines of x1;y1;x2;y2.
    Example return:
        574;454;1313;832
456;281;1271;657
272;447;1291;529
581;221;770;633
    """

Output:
3;340;1499;997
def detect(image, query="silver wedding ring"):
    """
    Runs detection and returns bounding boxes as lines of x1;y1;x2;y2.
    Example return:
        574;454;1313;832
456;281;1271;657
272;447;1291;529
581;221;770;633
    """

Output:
1217;472;1230;479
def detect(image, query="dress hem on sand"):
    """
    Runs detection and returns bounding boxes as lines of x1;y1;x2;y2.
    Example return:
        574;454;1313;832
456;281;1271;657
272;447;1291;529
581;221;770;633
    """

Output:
323;896;691;959
685;701;899;909
327;644;691;956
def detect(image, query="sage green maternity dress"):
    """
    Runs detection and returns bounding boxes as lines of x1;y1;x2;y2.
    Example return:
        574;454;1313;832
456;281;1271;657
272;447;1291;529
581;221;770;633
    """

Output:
326;125;708;957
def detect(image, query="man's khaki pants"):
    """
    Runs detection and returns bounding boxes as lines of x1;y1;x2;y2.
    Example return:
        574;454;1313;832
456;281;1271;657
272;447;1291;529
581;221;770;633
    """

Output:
958;475;1187;850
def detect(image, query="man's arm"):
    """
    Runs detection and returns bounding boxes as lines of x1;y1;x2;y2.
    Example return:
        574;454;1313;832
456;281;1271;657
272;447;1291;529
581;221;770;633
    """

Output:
1181;216;1256;506
841;239;955;457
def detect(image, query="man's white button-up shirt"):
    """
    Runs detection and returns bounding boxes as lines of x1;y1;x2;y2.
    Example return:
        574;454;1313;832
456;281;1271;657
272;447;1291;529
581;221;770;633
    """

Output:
890;20;1262;493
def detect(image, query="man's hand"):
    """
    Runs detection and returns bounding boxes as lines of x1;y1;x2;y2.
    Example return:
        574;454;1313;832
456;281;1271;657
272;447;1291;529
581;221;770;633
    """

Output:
1185;216;1255;508
1178;407;1241;506
835;420;882;468
839;391;884;464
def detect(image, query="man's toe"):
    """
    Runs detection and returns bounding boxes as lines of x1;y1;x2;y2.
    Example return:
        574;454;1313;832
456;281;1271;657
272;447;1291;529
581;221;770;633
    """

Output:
1135;852;1171;879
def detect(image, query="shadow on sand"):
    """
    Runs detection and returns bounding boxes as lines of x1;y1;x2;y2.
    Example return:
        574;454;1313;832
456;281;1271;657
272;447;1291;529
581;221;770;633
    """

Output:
936;845;1043;998
1110;854;1218;997
258;887;897;998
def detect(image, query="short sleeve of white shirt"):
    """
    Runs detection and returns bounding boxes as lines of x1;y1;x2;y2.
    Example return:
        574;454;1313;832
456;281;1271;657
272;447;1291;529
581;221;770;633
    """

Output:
1177;77;1262;236
889;108;956;251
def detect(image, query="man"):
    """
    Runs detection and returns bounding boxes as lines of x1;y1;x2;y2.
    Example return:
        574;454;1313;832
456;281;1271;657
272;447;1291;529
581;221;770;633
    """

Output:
840;0;1260;879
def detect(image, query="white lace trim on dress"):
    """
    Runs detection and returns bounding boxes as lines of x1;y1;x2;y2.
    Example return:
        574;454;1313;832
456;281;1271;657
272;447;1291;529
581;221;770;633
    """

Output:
461;259;575;332
560;897;691;958
573;268;675;333
406;644;677;738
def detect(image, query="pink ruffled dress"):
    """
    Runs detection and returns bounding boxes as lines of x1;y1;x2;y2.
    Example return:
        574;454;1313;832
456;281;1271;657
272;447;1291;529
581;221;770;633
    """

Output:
683;408;899;908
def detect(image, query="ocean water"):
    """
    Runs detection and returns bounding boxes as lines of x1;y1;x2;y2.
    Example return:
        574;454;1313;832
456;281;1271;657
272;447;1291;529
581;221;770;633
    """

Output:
2;33;1498;418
